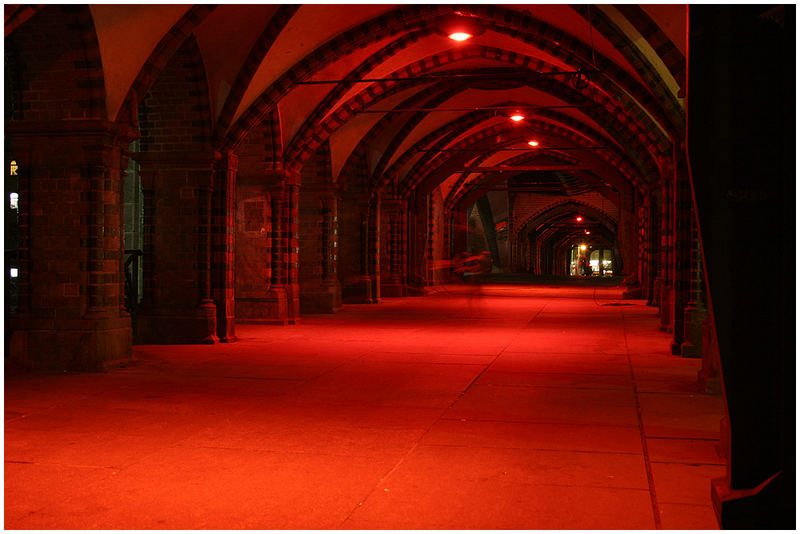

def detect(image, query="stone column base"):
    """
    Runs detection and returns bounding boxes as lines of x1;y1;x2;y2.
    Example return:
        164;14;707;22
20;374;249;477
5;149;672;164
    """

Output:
300;282;342;313
697;318;721;394
697;369;722;395
681;302;706;358
235;287;290;325
658;284;673;332
381;281;407;297
711;472;794;529
286;282;300;324
650;278;664;307
216;309;236;343
8;315;132;372
135;303;218;344
342;276;373;303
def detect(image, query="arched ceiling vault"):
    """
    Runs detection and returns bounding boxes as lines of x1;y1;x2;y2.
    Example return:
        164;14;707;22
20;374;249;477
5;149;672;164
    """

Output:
9;4;686;204
521;202;619;253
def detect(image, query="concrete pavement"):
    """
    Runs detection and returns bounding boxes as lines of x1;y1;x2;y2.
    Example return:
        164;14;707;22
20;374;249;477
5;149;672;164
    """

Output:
5;283;724;529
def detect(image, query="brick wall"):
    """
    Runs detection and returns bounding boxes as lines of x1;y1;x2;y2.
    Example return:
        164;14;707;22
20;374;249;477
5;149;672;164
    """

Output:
138;38;211;154
299;143;330;288
213;152;237;341
338;150;369;296
235;108;283;177
6;5;106;121
232;114;288;321
7;124;133;370
134;36;217;343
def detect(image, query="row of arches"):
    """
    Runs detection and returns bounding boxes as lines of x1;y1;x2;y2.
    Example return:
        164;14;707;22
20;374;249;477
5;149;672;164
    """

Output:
5;5;794;528
4;3;688;353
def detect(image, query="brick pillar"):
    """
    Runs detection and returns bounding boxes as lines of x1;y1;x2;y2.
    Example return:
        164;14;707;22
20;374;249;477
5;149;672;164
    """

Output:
321;187;341;308
235;177;270;321
134;151;218;344
299;183;341;313
381;197;408;297
636;203;647;294
671;148;692;354
213;151;237;342
698;317;722;395
7;120;134;371
425;193;435;287
646;191;661;306
340;193;373;303
284;180;300;323
681;210;708;358
405;191;426;295
449;205;468;259
690;8;794;525
263;183;290;324
658;176;673;332
368;197;381;303
507;196;516;272
620;186;642;298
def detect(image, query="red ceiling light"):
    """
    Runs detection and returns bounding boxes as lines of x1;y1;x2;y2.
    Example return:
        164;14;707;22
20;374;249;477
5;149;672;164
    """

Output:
528;140;539;147
448;32;472;41
576;216;583;222
510;114;525;122
436;14;485;41
585;229;591;234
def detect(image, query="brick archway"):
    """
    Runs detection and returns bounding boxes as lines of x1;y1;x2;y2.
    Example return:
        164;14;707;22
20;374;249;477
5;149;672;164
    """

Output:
222;4;679;152
513;199;620;275
513;198;618;245
114;5;216;125
6;5;107;121
283;47;670;182
398;117;648;201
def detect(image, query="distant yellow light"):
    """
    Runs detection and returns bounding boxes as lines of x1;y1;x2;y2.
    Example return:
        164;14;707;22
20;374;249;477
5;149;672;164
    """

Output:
448;32;472;41
579;245;587;251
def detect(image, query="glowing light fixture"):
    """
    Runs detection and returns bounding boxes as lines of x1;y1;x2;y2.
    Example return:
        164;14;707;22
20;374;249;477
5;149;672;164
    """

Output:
585;229;591;234
527;140;539;147
436;14;485;41
579;244;587;251
9;192;18;210
10;268;18;278
576;216;583;222
510;114;525;122
448;32;472;41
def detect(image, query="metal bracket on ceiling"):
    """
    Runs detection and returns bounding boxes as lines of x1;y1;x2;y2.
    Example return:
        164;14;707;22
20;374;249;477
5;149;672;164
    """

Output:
294;70;602;85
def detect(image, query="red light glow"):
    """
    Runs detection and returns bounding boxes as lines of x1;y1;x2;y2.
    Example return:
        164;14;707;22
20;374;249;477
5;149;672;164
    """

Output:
576;216;583;222
527;140;539;147
448;32;472;41
510;114;524;122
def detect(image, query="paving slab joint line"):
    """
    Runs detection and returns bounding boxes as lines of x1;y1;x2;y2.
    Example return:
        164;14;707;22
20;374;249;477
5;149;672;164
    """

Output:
336;300;551;529
622;307;662;529
5;460;116;470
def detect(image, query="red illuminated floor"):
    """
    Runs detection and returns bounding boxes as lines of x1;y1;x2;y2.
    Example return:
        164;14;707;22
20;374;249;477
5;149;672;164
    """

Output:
4;284;725;529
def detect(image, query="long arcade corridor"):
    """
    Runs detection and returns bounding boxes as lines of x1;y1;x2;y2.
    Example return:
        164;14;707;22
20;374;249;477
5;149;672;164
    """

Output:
5;284;724;530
